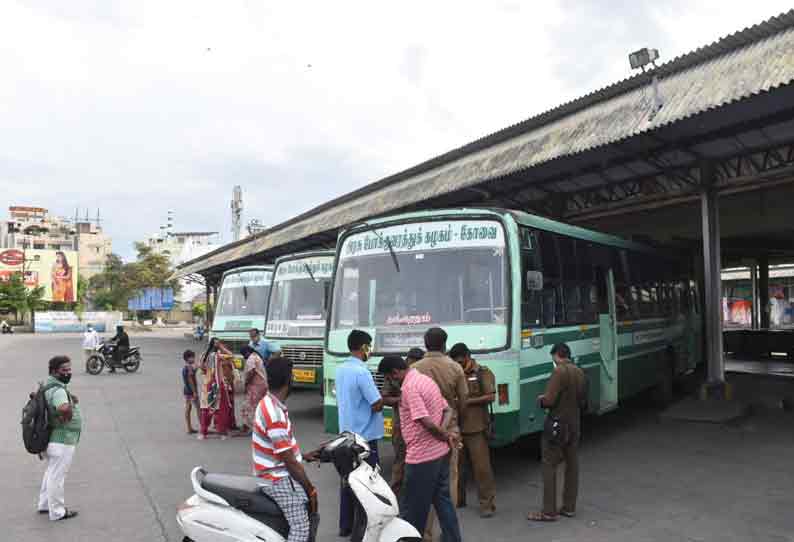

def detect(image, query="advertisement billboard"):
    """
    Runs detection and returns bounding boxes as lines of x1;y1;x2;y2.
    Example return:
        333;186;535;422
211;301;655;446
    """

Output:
0;248;79;302
127;287;175;311
34;311;123;333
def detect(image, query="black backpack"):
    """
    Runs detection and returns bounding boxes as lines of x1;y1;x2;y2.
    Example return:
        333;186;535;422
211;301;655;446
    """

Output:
21;382;59;455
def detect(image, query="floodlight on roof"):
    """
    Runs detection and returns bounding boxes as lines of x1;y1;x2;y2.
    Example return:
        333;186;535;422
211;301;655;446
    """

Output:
629;48;660;71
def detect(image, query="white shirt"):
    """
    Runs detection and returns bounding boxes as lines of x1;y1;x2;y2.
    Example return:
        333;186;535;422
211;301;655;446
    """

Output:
82;329;100;349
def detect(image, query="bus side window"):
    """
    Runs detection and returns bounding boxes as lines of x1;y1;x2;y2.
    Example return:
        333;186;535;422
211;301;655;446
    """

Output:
613;249;634;319
520;228;542;327
539;231;564;326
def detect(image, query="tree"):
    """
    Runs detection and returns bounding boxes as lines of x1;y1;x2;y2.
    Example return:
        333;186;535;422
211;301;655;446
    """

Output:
87;246;180;311
192;302;206;319
0;274;47;323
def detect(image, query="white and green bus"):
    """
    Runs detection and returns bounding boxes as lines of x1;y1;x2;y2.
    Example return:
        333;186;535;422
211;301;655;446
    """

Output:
210;266;274;358
265;251;335;389
323;208;701;446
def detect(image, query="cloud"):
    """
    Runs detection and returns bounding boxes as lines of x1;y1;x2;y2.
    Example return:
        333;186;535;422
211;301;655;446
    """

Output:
1;1;792;261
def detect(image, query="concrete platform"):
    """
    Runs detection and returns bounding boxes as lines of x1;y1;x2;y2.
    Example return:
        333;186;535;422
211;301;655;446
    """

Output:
660;398;750;424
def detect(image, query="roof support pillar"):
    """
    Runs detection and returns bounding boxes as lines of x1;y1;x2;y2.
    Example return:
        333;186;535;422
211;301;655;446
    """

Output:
700;161;725;386
205;281;215;329
758;254;770;329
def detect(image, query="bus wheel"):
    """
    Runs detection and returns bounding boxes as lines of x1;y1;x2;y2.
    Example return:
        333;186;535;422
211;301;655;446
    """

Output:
652;350;675;406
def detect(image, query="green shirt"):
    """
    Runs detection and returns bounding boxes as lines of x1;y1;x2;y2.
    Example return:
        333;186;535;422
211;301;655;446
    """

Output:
45;376;82;446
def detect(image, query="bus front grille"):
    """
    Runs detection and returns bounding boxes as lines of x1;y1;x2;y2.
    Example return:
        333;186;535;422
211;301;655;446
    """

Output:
281;345;323;367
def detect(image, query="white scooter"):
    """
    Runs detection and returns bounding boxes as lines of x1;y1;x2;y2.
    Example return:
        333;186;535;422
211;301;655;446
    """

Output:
177;432;421;542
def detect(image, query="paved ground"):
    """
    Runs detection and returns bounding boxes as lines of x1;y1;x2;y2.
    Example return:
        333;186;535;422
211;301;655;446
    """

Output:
2;331;794;542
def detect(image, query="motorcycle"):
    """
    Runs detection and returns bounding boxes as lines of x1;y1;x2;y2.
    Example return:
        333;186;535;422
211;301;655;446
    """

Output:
177;432;421;542
85;341;142;374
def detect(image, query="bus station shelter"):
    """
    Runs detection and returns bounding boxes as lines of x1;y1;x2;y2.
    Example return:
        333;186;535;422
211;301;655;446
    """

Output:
176;10;794;393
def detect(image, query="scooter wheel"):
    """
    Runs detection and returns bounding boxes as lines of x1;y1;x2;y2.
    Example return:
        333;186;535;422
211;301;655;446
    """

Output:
86;356;104;375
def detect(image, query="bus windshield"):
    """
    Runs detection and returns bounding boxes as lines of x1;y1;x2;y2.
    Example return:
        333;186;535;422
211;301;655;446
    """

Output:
216;269;272;317
330;219;509;352
266;256;334;338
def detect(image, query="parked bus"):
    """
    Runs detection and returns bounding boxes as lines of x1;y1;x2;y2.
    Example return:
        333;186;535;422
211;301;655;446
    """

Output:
323;208;701;446
210;266;274;360
265;251;335;389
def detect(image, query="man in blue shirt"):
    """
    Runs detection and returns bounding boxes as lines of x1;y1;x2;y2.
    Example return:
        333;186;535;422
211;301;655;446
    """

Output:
335;329;384;537
249;328;280;363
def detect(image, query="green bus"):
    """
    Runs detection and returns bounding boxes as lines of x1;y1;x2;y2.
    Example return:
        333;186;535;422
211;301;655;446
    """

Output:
322;208;701;446
265;251;335;389
210;265;274;360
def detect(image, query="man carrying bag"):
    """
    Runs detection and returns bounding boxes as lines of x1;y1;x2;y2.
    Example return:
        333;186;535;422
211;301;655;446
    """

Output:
528;343;587;522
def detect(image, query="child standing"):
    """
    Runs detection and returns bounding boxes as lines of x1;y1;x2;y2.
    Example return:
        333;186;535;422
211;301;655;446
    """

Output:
182;350;199;434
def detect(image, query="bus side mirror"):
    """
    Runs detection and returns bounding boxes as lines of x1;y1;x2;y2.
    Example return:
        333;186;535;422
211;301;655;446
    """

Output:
526;271;543;291
323;281;331;312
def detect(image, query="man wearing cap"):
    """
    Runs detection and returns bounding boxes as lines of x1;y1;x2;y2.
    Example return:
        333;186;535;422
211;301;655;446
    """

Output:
381;347;424;495
450;342;496;517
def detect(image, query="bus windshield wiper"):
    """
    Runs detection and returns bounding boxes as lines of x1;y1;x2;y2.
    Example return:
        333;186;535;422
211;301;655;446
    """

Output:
243;285;248;299
366;226;400;273
303;262;318;282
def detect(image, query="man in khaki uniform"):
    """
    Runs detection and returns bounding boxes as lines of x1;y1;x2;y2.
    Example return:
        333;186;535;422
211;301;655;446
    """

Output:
381;347;425;495
414;327;467;541
528;342;587;522
449;342;496;518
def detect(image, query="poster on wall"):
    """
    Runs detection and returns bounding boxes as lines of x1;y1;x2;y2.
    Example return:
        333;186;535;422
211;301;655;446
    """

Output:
0;249;79;302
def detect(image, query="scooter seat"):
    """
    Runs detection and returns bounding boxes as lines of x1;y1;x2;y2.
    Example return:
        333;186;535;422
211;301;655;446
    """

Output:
201;473;291;538
202;474;283;516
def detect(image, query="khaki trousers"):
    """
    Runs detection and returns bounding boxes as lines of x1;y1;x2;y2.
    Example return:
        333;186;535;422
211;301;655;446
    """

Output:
460;431;496;513
542;436;579;515
391;431;406;493
423;446;459;542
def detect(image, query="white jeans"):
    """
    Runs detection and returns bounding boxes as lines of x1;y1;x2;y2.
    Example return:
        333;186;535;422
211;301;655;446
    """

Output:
38;442;76;520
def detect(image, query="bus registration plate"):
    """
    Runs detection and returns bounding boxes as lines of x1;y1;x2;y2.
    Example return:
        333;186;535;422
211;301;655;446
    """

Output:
293;368;316;383
384;417;393;438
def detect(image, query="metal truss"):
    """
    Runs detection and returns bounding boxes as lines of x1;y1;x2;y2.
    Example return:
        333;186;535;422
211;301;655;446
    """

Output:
525;141;794;219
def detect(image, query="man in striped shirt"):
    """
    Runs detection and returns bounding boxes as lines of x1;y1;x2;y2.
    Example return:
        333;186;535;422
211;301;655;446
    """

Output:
378;355;462;542
252;358;318;542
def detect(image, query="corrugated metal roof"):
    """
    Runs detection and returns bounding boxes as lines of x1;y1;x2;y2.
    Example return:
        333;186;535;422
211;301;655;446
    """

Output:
177;10;794;278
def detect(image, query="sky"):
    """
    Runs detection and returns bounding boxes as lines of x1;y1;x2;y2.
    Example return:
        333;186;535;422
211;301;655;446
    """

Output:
2;1;793;261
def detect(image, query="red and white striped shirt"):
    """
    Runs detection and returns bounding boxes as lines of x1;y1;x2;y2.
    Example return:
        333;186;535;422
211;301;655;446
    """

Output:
252;393;302;480
399;369;450;465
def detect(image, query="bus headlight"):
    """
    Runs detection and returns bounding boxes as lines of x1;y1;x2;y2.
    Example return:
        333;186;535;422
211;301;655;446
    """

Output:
497;383;509;405
326;379;336;398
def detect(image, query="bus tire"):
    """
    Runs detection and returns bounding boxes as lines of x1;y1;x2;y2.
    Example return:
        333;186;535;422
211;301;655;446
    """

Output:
652;350;675;406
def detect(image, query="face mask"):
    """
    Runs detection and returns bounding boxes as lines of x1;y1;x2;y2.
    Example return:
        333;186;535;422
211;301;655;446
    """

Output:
56;373;72;385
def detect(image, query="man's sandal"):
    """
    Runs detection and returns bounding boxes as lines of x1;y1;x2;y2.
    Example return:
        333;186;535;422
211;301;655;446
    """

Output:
57;510;79;521
527;511;558;522
559;509;576;518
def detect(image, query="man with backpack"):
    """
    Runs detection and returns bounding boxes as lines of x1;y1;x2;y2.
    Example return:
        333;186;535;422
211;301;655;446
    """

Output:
528;343;587;522
37;356;81;521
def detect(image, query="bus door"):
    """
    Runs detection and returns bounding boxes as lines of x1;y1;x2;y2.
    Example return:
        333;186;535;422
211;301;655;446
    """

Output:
598;268;619;413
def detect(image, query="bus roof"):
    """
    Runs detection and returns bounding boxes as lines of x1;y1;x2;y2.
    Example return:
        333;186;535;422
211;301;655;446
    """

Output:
346;207;658;254
220;265;274;280
273;250;336;266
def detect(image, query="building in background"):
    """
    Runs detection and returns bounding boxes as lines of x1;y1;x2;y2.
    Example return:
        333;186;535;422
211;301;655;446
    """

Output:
76;219;113;280
1;206;77;251
1;206;112;282
146;229;221;306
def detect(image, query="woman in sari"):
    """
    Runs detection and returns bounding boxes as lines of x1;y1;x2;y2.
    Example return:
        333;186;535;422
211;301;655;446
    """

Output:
205;339;235;440
239;345;268;435
51;251;74;303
